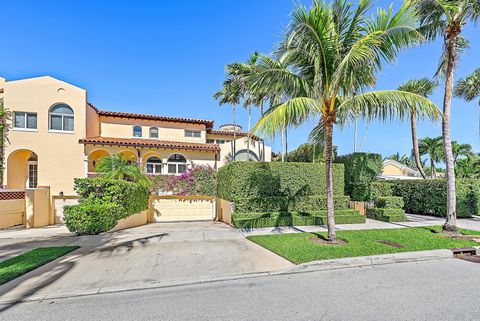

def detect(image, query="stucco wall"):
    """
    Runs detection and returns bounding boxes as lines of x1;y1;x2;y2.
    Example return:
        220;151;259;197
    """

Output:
382;164;406;176
3;76;87;195
99;116;207;143
0;199;25;228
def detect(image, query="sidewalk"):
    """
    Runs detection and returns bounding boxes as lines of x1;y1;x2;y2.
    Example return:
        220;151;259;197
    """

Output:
240;214;480;237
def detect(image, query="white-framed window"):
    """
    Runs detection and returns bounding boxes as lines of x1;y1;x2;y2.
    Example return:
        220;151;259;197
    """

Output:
149;127;159;139
49;104;74;132
133;126;142;137
145;156;162;175
185;130;201;138
206;139;215;143
167;154;187;175
13;112;37;130
26;153;38;188
216;139;225;144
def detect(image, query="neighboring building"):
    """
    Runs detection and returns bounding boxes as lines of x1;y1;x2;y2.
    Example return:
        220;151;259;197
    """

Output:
0;76;271;195
378;159;421;180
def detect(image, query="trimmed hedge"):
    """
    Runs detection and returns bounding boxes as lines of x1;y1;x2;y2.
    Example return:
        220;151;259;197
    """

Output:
73;178;149;217
233;195;350;214
375;196;404;209
367;208;407;222
218;162;345;201
336;153;383;201
232;210;365;228
64;178;149;235
64;201;123;235
369;179;480;218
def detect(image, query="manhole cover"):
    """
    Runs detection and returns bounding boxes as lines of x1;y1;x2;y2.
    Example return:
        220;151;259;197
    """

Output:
376;240;404;248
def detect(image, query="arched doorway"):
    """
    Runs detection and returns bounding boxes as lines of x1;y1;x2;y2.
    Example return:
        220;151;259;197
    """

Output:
88;149;110;172
7;150;38;189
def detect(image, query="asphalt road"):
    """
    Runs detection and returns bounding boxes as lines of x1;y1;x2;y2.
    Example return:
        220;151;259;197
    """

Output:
1;258;479;321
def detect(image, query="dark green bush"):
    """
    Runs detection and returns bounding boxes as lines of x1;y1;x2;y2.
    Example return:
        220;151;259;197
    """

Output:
233;195;350;214
368;179;480;218
64;201;124;235
74;178;149;217
336;153;383;201
367;208;407;222
218;162;345;201
231;210;365;228
375;196;404;209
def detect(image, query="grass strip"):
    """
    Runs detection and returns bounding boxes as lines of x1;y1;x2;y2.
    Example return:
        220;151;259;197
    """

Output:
0;246;79;285
247;226;480;264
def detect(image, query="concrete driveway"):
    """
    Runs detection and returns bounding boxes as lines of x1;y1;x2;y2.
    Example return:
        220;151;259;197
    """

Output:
0;222;293;303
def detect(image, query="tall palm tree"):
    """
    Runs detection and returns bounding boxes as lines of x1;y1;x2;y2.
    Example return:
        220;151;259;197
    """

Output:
97;154;149;186
456;153;480;178
251;0;441;242
413;0;480;232
451;141;473;166
398;78;438;178
418;136;443;178
455;68;480;142
0;98;9;186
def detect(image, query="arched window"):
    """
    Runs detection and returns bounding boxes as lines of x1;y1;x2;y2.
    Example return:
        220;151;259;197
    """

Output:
49;104;74;132
167;154;187;175
149;127;159;139
234;149;259;162
146;156;162;175
133;126;142;137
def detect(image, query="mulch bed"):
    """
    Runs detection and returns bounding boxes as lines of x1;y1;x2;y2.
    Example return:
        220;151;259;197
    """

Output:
309;236;347;245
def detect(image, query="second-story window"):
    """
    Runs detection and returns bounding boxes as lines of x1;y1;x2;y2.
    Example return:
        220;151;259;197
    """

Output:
185;130;201;138
133;126;142;137
149;127;159;139
49;104;74;132
14;112;37;130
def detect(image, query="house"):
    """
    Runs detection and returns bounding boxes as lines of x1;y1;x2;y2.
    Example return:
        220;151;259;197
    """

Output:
0;76;271;196
378;159;421;180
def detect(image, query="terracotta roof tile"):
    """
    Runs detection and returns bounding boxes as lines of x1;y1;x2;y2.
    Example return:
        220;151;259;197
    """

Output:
207;129;260;141
79;137;220;152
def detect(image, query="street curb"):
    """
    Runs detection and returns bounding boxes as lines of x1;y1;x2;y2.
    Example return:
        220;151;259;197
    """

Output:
0;249;454;305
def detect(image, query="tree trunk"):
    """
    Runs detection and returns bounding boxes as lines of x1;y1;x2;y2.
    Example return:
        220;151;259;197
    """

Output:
442;33;458;232
431;159;436;179
233;105;237;161
246;106;251;161
324;119;336;242
261;106;265;161
411;112;426;179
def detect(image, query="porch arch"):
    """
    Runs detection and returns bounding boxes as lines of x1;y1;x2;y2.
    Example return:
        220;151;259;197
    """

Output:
7;150;38;189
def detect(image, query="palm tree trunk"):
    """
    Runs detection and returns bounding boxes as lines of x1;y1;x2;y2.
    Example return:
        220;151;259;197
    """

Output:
246;106;251;161
411;113;426;179
442;34;458;232
233;105;237;161
261;106;265;162
324;119;336;242
431;159;436;179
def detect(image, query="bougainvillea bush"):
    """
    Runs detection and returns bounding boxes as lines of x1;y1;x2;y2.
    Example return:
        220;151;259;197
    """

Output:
150;165;217;196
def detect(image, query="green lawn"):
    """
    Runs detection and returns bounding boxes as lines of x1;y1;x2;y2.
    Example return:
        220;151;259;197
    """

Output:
247;226;480;264
0;247;79;285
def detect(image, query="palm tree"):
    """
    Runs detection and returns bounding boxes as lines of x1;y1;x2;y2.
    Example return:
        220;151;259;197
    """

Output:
451;141;473;166
97;154;149;186
251;0;440;242
0;98;9;186
418;136;443;178
455;68;480;142
413;0;480;232
456;153;480;178
398;78;438;178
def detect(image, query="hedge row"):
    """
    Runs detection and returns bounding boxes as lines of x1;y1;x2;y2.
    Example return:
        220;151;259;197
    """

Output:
375;196;404;209
370;179;480;218
218;162;345;201
232;210;365;228
233;195;350;214
64;178;149;235
367;208;407;222
335;153;383;201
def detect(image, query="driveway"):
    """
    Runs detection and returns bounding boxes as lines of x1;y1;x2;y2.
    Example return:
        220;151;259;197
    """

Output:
0;222;293;303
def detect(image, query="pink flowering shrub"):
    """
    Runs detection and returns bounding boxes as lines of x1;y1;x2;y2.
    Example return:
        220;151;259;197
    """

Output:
150;165;217;196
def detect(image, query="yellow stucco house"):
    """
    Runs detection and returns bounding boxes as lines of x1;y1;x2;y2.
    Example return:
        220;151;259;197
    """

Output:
0;76;271;196
379;159;421;180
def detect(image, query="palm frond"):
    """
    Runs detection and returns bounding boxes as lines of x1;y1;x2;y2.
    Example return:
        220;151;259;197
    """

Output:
454;68;480;101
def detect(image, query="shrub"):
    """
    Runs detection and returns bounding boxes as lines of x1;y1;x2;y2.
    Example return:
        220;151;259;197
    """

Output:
233;195;350;214
368;179;480;218
64;201;124;235
231;210;365;228
218;162;345;201
151;166;217;196
375;196;404;209
367;208;407;222
74;177;149;217
336;153;383;201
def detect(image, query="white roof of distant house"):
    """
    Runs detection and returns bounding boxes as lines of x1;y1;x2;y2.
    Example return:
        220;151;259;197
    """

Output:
378;159;422;180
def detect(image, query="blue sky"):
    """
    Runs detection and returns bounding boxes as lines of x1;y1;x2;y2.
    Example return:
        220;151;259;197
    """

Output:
2;1;479;159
